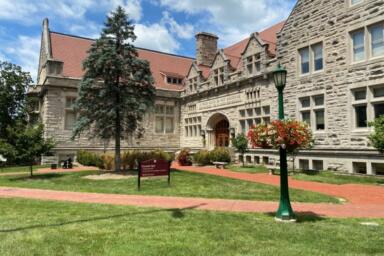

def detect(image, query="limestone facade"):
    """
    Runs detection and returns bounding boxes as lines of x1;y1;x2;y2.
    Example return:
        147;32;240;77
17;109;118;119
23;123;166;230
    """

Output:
31;0;384;174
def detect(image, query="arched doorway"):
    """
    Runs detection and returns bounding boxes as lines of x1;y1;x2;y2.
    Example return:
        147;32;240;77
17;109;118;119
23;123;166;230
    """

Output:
215;119;229;147
206;113;230;149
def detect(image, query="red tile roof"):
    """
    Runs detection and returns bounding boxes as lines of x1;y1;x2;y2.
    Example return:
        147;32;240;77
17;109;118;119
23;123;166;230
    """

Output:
48;20;284;90
50;32;193;91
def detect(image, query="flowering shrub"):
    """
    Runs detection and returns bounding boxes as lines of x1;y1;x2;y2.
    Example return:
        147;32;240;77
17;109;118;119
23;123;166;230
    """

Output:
248;120;313;153
177;148;193;166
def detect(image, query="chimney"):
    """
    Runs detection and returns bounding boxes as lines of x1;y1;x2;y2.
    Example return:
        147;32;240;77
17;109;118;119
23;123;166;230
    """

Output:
195;32;218;66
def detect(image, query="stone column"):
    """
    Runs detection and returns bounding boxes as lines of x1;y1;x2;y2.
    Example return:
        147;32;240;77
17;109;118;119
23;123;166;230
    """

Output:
206;129;214;150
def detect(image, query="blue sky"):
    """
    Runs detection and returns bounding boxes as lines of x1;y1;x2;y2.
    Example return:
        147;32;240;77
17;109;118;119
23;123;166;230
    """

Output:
0;0;296;82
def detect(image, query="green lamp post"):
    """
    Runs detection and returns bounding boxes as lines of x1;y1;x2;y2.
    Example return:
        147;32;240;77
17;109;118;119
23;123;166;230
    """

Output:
272;64;295;221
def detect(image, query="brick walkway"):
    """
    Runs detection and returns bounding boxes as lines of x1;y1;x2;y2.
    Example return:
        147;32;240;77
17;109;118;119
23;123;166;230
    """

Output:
0;163;383;218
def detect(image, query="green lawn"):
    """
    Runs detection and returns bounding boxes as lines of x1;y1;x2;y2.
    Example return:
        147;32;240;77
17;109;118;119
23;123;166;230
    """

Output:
0;198;383;256
292;171;384;185
0;170;338;203
228;164;269;173
0;165;48;173
230;165;384;186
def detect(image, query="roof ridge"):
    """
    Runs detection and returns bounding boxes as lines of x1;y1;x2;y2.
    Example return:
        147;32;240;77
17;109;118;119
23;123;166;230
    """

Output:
50;31;195;60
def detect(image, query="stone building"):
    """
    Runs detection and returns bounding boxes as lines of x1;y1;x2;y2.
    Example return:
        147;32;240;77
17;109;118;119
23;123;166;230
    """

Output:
31;0;384;174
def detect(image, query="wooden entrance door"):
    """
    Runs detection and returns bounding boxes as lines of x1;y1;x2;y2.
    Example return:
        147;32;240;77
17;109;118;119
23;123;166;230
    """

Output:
215;120;229;147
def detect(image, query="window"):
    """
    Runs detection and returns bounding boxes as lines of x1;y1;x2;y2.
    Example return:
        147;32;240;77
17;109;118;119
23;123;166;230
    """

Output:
351;86;384;129
299;42;324;75
312;43;323;71
315;110;325;130
300;97;310;108
299;48;310;74
313;160;324;171
355;105;367;127
351;0;363;5
299;94;325;131
239;105;271;134
351;30;365;62
64;97;76;130
245;54;261;76
188;77;198;92
155;104;174;134
371;24;384;57
185;116;201;137
302;111;311;125
167;76;183;85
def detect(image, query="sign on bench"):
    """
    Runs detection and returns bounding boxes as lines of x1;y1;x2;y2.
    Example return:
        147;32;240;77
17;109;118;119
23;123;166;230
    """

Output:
138;159;171;189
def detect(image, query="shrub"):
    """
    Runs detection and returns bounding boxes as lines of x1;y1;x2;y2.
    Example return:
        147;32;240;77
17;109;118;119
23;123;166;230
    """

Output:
193;150;211;166
77;150;102;167
209;147;231;163
177;148;192;166
369;116;384;153
100;154;114;171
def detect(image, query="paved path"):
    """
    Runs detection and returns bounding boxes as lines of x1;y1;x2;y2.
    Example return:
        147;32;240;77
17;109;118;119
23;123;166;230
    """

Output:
0;163;383;217
1;186;384;218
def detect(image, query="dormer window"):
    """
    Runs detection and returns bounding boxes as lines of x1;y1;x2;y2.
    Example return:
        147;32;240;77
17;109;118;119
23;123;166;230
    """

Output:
245;53;261;76
188;77;198;92
213;67;225;86
166;76;183;85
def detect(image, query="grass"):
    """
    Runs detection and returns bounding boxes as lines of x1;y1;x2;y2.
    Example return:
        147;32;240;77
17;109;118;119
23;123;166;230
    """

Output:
0;169;338;203
0;198;383;256
292;171;384;185
228;164;269;173
0;165;49;173
229;164;384;186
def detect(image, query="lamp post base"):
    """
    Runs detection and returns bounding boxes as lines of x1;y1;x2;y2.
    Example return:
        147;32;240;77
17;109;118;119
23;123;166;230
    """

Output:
274;217;297;222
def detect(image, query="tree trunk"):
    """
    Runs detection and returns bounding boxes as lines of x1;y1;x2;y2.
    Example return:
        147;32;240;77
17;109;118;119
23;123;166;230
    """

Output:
115;111;121;172
29;164;33;177
241;154;245;167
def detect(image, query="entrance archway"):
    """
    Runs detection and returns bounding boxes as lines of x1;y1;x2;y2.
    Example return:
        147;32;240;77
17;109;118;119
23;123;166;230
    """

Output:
206;113;230;149
215;119;230;147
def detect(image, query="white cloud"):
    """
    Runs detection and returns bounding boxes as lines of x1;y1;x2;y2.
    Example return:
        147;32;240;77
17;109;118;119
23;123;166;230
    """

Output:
1;35;41;83
134;23;179;53
161;11;194;39
158;0;293;45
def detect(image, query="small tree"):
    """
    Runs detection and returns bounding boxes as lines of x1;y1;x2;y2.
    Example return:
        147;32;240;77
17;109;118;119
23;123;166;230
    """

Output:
231;134;248;166
369;116;384;152
0;61;32;138
73;6;155;172
1;122;54;176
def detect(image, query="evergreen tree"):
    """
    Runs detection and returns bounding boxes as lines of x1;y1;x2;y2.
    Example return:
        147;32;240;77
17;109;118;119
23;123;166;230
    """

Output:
369;116;384;153
73;6;155;172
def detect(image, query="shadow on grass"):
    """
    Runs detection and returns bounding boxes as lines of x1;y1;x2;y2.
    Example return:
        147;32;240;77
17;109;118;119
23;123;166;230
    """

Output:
265;211;325;223
0;204;206;233
9;173;65;181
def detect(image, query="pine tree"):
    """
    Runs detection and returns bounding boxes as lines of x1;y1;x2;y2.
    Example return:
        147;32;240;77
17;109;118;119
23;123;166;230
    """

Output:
73;6;155;172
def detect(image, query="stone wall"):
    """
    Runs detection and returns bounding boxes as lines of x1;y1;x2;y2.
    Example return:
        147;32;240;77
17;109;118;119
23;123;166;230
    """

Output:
277;0;384;151
41;79;181;157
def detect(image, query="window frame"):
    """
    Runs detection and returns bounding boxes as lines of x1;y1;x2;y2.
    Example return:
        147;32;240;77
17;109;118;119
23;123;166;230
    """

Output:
297;41;324;76
64;97;77;131
298;93;326;132
154;103;175;134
